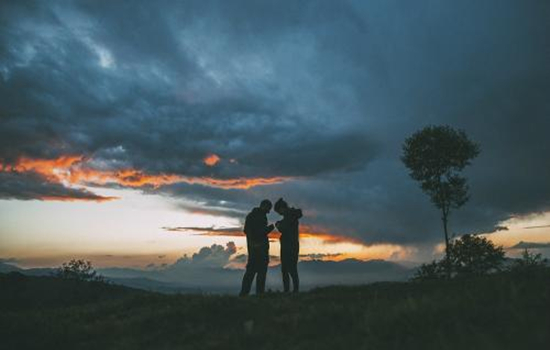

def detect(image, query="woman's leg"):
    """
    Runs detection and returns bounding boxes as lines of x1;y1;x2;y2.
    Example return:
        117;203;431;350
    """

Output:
290;246;299;292
256;247;269;294
281;246;290;292
240;266;256;296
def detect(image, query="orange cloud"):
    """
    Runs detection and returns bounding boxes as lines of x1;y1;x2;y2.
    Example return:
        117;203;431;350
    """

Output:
67;168;183;188
1;155;293;191
300;232;365;245
203;154;221;166
5;155;84;181
162;224;367;246
299;224;368;246
182;176;290;189
163;226;244;236
39;195;118;202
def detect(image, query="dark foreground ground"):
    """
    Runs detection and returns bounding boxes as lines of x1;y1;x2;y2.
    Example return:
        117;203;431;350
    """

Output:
1;270;549;350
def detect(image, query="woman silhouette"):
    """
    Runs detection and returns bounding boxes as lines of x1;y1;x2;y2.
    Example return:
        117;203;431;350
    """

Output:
274;198;302;293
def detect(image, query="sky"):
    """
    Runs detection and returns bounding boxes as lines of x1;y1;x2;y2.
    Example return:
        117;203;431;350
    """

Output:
1;0;549;269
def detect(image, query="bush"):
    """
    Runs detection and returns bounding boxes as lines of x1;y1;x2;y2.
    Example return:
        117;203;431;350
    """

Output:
412;260;447;281
509;249;548;273
448;234;505;276
413;234;505;281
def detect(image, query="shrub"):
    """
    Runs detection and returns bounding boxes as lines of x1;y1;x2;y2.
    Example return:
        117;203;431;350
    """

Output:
412;260;447;281
448;234;505;277
509;249;548;273
55;259;104;282
413;234;506;281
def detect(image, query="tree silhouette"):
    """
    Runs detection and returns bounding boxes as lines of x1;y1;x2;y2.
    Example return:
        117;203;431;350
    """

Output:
402;125;480;273
55;259;104;282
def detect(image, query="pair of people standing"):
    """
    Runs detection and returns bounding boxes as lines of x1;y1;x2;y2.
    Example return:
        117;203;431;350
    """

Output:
239;198;302;296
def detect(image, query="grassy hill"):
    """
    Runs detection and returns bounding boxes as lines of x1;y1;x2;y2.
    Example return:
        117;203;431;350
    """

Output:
1;270;549;350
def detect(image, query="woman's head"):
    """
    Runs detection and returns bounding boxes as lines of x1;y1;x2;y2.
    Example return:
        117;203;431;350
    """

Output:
274;198;288;215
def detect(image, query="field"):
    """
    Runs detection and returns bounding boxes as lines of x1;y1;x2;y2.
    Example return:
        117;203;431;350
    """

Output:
1;270;549;350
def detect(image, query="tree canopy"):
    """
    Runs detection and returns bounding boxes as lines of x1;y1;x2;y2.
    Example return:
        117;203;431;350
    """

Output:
402;125;480;213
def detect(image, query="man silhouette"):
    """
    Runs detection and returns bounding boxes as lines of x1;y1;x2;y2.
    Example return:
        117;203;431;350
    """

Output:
239;199;274;296
274;198;302;293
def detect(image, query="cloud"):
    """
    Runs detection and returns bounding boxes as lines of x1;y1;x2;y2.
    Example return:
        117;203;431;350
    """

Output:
299;253;343;260
162;224;370;246
171;242;237;269
0;155;295;201
163;226;244;236
0;171;116;202
1;0;549;248
510;241;550;250
176;202;246;219
203;154;221;167
524;225;550;230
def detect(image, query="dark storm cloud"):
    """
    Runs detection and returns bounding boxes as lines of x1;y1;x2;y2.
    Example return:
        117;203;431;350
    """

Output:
0;171;114;202
1;0;549;247
0;0;374;178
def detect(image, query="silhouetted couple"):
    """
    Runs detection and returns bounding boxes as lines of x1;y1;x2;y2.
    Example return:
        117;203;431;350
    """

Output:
239;198;302;296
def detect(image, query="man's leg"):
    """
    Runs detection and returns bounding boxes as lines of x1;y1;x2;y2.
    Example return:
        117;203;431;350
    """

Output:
240;268;256;296
255;247;269;294
240;251;258;296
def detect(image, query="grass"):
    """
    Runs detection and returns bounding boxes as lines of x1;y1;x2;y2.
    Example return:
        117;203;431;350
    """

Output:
1;270;549;350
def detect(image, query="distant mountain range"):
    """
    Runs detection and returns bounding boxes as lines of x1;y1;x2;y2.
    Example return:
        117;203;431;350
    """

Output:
0;259;414;294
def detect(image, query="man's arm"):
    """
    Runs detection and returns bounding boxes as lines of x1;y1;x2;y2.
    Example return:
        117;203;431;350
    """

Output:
262;214;274;235
249;212;273;237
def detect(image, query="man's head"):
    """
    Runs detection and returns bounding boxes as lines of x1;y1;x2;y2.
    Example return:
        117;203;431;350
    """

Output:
259;199;272;213
274;198;288;215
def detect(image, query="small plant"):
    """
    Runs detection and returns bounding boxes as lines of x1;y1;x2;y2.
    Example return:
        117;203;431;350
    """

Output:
412;260;447;281
55;259;105;282
509;249;548;273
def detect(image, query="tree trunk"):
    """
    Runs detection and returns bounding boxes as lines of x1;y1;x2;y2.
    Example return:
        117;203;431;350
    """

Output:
442;210;451;278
